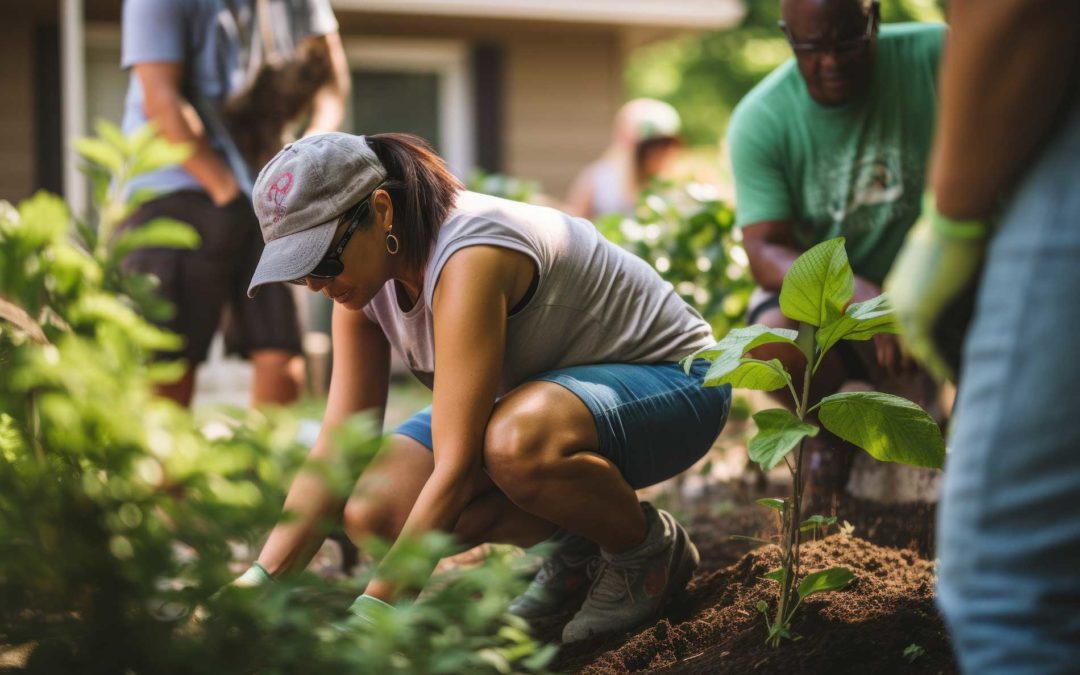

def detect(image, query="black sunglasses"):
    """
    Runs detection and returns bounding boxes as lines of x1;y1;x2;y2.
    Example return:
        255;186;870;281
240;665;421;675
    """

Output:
289;195;373;285
779;1;879;56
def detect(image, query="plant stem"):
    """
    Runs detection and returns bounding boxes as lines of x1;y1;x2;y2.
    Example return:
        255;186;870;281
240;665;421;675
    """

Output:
771;324;816;646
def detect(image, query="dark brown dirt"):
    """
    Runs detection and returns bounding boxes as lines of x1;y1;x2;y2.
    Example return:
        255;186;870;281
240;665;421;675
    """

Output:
557;534;954;675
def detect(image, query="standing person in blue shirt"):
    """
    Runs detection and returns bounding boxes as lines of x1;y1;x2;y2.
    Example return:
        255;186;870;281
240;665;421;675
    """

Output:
119;0;350;406
727;0;946;499
888;1;1080;671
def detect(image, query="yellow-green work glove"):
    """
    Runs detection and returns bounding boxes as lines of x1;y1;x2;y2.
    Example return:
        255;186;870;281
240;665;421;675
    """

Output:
234;561;274;587
885;193;988;382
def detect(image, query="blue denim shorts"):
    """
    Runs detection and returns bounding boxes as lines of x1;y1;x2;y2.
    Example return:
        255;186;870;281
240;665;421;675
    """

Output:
395;360;730;489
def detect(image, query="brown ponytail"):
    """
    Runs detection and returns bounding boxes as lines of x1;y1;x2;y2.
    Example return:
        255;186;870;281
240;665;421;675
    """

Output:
364;133;463;272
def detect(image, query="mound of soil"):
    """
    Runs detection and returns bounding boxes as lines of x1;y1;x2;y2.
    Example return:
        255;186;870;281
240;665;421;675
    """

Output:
562;536;955;674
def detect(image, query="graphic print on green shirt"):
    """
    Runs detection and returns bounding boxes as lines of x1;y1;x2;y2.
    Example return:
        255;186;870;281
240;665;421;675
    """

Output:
727;23;946;286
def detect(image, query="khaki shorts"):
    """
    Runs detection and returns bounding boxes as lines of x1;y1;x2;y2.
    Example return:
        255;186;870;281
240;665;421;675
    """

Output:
120;190;302;364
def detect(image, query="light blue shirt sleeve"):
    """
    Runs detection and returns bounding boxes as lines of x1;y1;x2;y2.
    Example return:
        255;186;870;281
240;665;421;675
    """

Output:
306;0;339;37
121;0;187;69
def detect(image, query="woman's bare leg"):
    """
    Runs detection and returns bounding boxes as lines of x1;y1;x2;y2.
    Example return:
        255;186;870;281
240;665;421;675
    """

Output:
481;381;647;555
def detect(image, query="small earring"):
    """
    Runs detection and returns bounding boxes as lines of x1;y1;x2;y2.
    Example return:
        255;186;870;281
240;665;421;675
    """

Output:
385;232;400;255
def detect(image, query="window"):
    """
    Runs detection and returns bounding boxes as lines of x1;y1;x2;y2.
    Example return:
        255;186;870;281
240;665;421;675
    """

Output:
343;38;475;178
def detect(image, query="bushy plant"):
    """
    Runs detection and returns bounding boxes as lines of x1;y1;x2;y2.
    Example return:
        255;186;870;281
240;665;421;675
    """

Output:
685;238;945;647
0;122;552;673
597;181;753;334
467;171;541;204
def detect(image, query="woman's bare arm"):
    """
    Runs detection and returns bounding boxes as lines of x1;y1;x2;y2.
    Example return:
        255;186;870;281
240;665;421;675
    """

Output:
256;305;390;576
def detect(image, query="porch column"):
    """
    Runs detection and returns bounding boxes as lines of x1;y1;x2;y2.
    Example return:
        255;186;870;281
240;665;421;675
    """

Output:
60;0;87;214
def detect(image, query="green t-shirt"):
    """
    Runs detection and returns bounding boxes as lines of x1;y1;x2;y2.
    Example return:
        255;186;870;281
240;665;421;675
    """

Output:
728;23;946;285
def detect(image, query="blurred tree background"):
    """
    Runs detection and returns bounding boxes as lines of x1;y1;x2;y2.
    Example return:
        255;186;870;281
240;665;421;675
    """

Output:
625;0;946;147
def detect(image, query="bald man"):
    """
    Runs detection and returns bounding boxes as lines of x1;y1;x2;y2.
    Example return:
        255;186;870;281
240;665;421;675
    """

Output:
727;0;946;499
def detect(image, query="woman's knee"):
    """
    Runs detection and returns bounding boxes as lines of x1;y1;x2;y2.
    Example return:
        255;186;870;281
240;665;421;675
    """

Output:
342;496;402;545
482;414;562;506
483;411;547;505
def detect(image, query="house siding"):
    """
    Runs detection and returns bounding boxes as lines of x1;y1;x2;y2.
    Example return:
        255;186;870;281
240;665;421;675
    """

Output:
2;6;625;204
0;16;39;202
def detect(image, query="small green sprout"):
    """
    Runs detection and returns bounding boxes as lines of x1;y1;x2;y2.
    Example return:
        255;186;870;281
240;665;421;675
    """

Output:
903;643;926;663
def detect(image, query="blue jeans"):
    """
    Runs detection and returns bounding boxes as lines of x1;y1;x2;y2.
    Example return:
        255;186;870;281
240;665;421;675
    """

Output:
396;360;731;489
938;107;1080;674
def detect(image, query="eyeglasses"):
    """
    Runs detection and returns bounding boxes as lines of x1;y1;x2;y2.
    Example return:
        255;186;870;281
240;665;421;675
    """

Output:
779;1;878;56
288;195;373;285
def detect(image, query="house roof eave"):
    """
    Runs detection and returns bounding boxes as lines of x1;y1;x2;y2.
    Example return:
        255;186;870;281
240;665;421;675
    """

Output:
330;0;745;31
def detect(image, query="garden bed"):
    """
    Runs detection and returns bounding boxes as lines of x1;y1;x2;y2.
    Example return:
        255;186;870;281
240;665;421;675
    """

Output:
547;493;953;675
567;535;952;674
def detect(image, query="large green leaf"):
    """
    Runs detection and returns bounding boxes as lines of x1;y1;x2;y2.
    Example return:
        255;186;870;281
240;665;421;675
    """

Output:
749;408;819;471
779;238;853;327
684;324;798;378
705;358;791;392
109;217;200;261
797;567;854;601
814;294;899;370
817;391;945;468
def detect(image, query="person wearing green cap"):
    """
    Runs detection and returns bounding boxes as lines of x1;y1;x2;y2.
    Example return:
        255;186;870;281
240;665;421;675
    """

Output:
235;131;732;643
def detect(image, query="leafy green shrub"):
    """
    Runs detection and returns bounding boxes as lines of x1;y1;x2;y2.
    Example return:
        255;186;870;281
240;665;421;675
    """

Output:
0;122;552;673
685;238;945;647
467;171;541;204
597;181;753;334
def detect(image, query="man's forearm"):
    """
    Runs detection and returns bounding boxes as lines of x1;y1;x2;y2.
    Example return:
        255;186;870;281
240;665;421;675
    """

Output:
746;240;800;292
145;95;240;204
302;33;350;137
304;86;347;137
931;0;1080;219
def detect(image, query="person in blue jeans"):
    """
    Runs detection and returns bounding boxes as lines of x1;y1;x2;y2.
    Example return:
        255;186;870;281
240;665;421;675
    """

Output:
232;132;731;642
887;1;1080;671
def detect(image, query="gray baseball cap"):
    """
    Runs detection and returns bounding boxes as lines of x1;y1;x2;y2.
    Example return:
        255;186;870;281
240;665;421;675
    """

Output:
247;132;388;297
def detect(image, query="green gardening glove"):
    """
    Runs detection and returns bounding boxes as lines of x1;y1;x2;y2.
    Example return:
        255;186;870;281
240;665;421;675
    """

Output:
194;562;274;622
347;593;394;628
233;561;274;587
885;193;988;382
328;593;395;633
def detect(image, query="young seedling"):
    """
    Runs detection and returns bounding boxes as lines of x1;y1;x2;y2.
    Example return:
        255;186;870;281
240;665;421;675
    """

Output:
903;643;927;663
684;238;945;647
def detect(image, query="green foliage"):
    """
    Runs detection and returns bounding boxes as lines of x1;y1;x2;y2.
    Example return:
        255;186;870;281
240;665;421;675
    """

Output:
624;0;946;146
686;324;798;381
796;567;854;601
814;294;899;371
756;498;785;512
799;515;837;534
814;391;945;469
597;181;753;334
689;237;944;647
779;237;852;328
748;409;818;471
0;122;553;674
468;171;541;204
903;643;927;663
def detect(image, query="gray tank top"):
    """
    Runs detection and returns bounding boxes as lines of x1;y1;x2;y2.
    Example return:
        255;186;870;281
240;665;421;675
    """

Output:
362;191;713;395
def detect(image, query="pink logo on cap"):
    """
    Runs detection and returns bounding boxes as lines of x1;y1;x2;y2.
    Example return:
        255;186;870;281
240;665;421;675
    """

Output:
267;171;294;224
